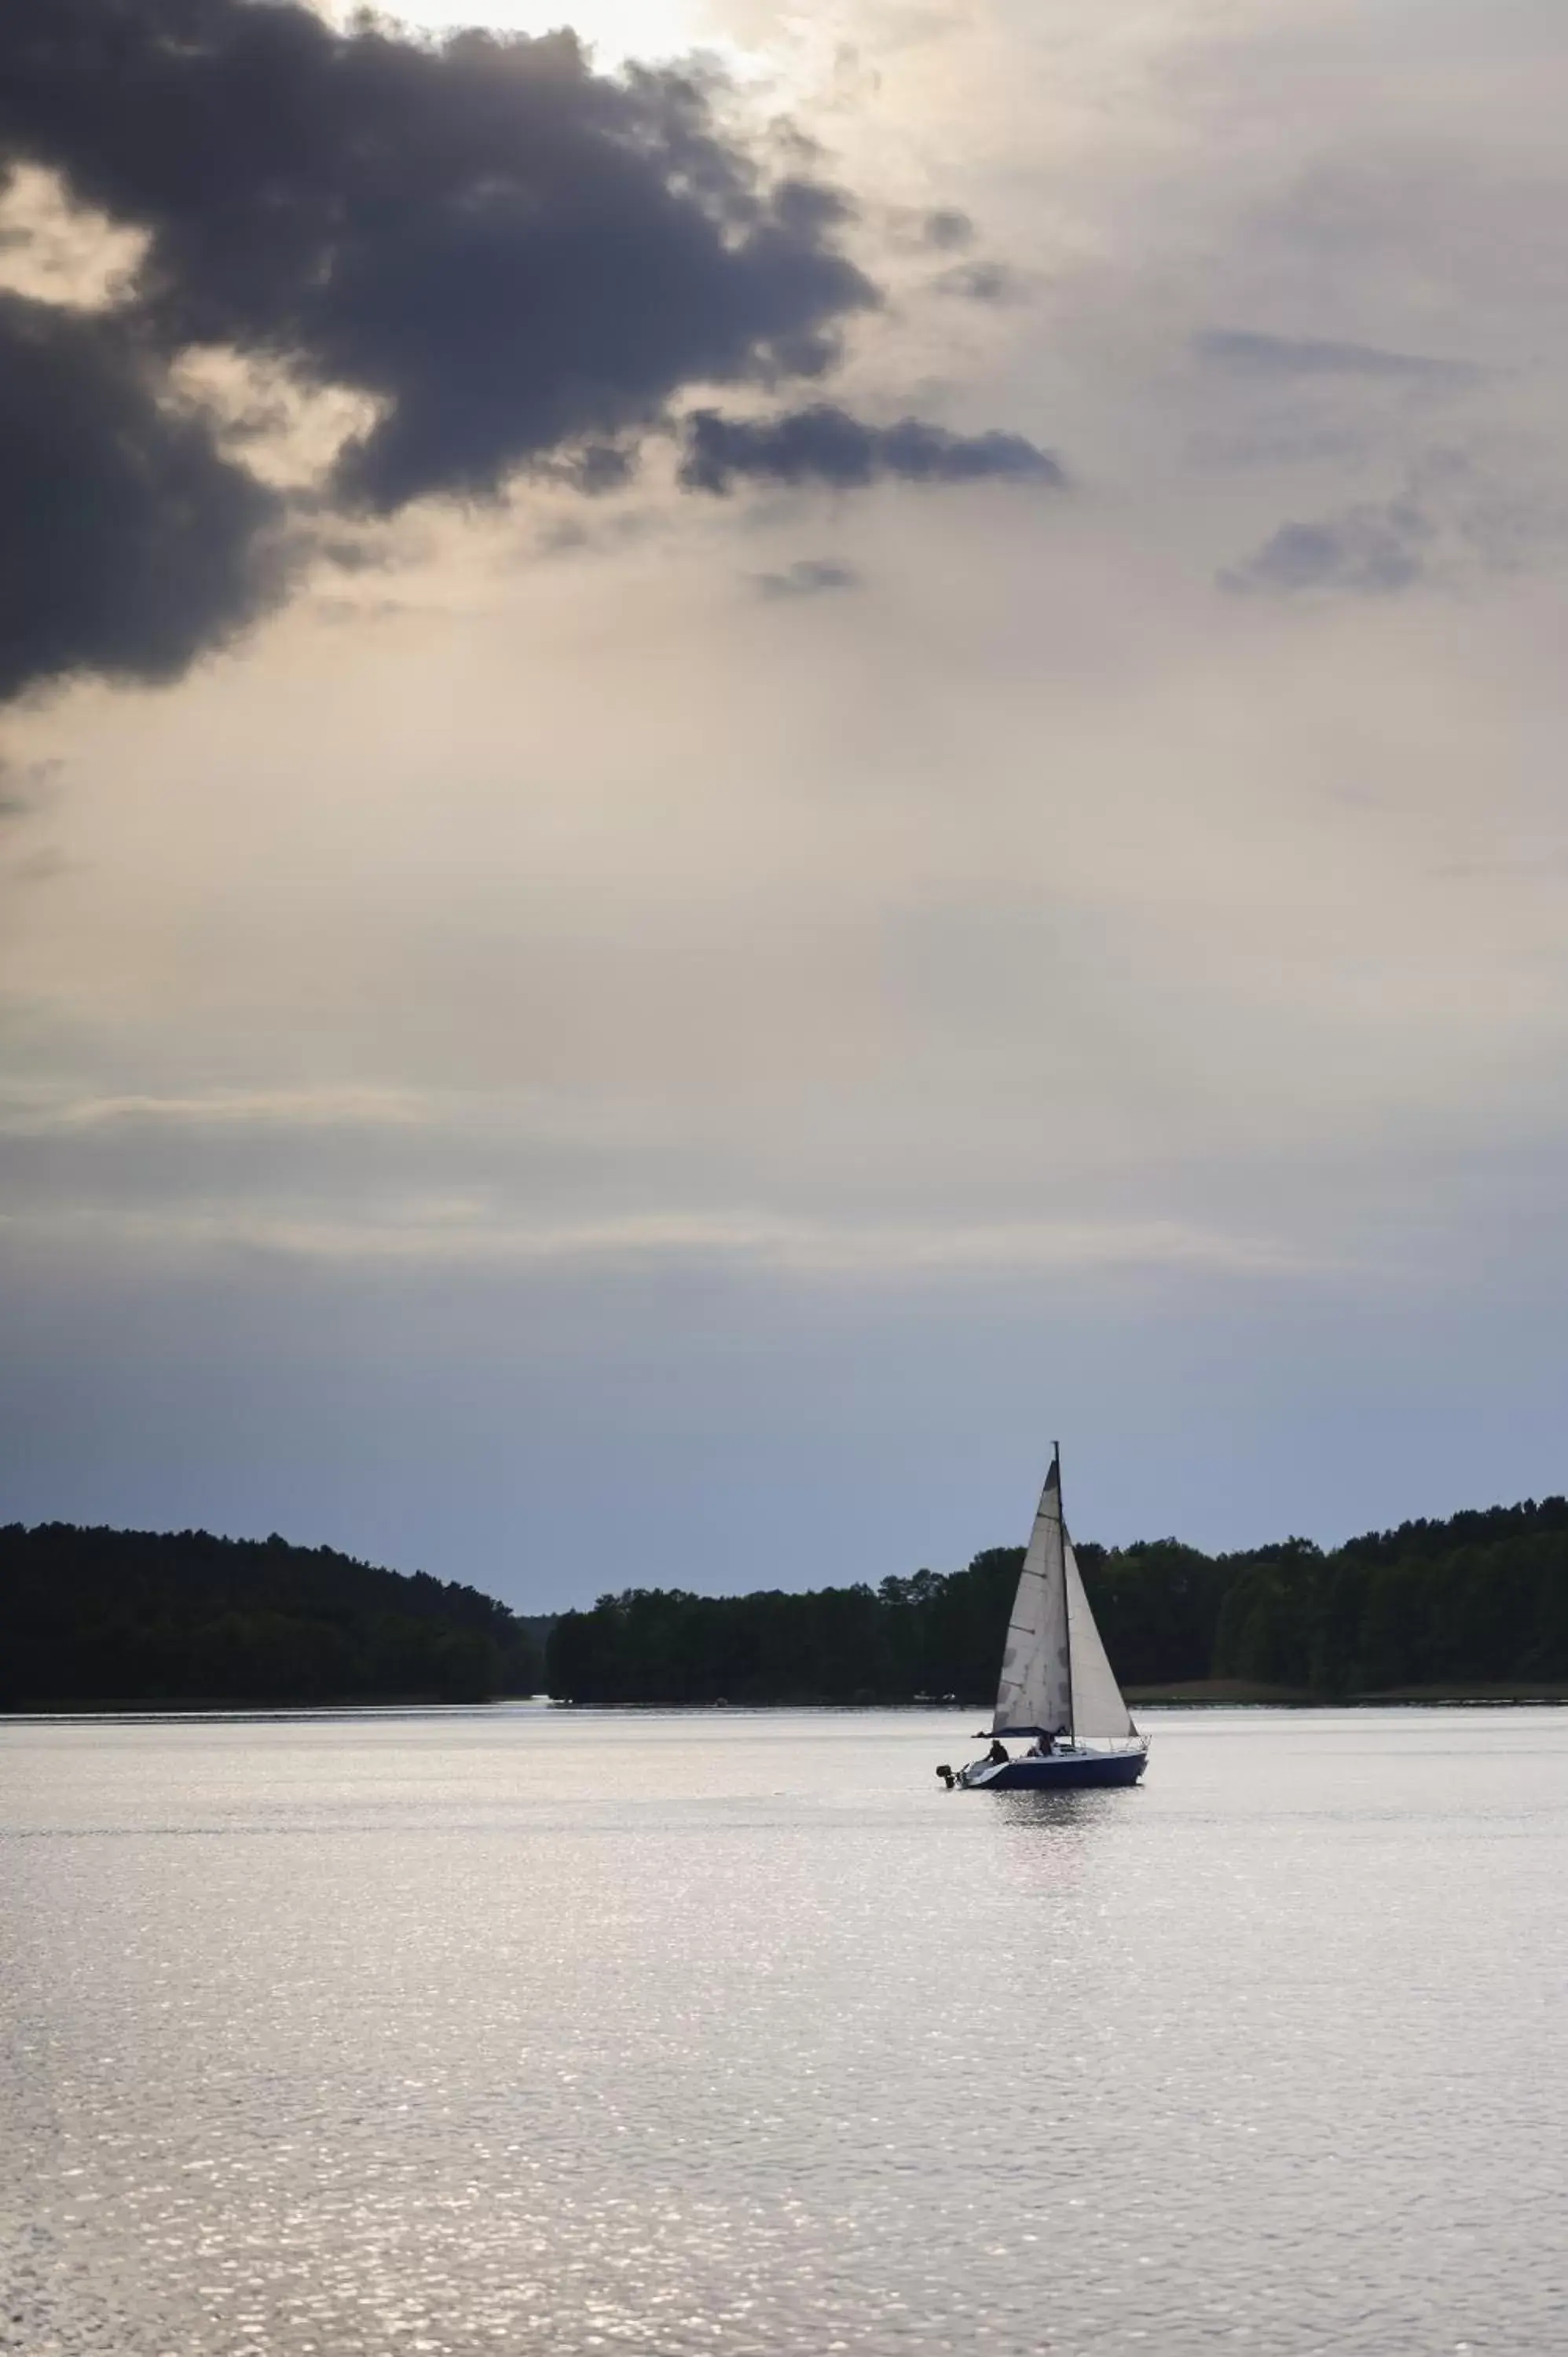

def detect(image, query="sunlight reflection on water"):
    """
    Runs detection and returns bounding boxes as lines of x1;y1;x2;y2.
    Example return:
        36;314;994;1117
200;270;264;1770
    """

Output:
3;1705;1566;2355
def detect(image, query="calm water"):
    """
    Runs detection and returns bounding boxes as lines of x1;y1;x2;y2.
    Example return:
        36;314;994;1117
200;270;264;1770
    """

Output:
2;1706;1566;2356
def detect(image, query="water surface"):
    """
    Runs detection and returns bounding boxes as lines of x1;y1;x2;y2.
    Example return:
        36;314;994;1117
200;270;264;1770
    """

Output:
3;1706;1565;2355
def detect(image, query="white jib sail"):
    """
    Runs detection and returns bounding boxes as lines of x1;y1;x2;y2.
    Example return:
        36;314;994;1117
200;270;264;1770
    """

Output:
992;1462;1072;1737
1064;1537;1137;1741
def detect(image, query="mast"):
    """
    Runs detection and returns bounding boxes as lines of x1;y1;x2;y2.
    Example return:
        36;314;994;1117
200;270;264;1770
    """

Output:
1055;1439;1074;1747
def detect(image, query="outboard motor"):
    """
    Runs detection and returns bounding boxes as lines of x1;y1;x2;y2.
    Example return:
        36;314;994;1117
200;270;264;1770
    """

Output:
936;1763;956;1789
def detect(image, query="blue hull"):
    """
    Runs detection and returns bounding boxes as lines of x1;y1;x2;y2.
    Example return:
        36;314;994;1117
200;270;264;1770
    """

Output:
959;1750;1147;1791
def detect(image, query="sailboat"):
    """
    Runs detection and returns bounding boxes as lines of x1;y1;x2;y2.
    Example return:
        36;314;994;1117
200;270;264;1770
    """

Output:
942;1446;1149;1790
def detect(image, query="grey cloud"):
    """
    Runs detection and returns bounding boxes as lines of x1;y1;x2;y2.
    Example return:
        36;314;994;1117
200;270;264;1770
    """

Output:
0;0;1046;707
1221;499;1434;596
1221;440;1568;598
751;559;863;600
557;444;639;497
314;534;398;578
1196;328;1476;385
682;405;1063;493
0;292;283;702
935;260;1024;305
921;209;976;252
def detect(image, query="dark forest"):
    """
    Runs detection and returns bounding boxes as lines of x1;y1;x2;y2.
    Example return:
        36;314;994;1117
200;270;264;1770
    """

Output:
0;1524;541;1707
5;1495;1568;1710
546;1496;1568;1705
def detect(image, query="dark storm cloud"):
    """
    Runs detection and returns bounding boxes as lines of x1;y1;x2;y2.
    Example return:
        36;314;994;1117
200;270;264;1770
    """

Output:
1221;499;1433;596
0;0;874;512
681;405;1062;493
750;558;863;599
1196;329;1475;387
0;291;282;702
0;0;1052;709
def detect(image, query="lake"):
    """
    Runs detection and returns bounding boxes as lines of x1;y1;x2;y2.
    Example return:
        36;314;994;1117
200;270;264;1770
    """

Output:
2;1705;1565;2355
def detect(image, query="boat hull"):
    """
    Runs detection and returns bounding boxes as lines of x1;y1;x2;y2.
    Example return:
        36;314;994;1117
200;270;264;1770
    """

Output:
958;1749;1147;1791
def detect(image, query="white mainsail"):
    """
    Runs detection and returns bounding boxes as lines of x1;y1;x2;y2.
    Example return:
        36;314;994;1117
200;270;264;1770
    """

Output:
992;1452;1138;1744
992;1459;1072;1736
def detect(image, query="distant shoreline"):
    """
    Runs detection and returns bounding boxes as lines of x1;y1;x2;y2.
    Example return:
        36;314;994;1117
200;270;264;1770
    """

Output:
9;1687;1568;1717
1123;1680;1568;1706
2;1690;546;1717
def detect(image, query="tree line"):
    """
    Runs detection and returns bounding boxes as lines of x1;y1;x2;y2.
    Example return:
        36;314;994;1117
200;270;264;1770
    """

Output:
7;1493;1566;1711
0;1523;542;1707
546;1495;1568;1704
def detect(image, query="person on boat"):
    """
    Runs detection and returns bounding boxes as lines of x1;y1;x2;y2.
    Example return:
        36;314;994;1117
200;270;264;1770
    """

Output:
986;1738;1010;1765
1026;1730;1055;1758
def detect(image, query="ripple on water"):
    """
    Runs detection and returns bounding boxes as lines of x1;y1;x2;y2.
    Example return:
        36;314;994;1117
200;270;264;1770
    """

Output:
2;1705;1566;2355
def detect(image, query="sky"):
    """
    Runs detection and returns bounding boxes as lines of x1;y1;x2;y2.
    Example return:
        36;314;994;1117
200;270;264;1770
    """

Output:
2;0;1567;1610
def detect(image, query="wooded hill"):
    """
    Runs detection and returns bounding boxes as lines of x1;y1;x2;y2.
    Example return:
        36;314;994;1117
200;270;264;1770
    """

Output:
0;1523;541;1708
546;1495;1568;1705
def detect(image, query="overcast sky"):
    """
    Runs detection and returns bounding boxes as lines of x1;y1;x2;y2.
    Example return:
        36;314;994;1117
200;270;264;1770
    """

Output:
2;0;1566;1608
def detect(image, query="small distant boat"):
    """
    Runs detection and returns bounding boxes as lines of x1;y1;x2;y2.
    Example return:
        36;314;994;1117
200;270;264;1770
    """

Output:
939;1446;1149;1791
